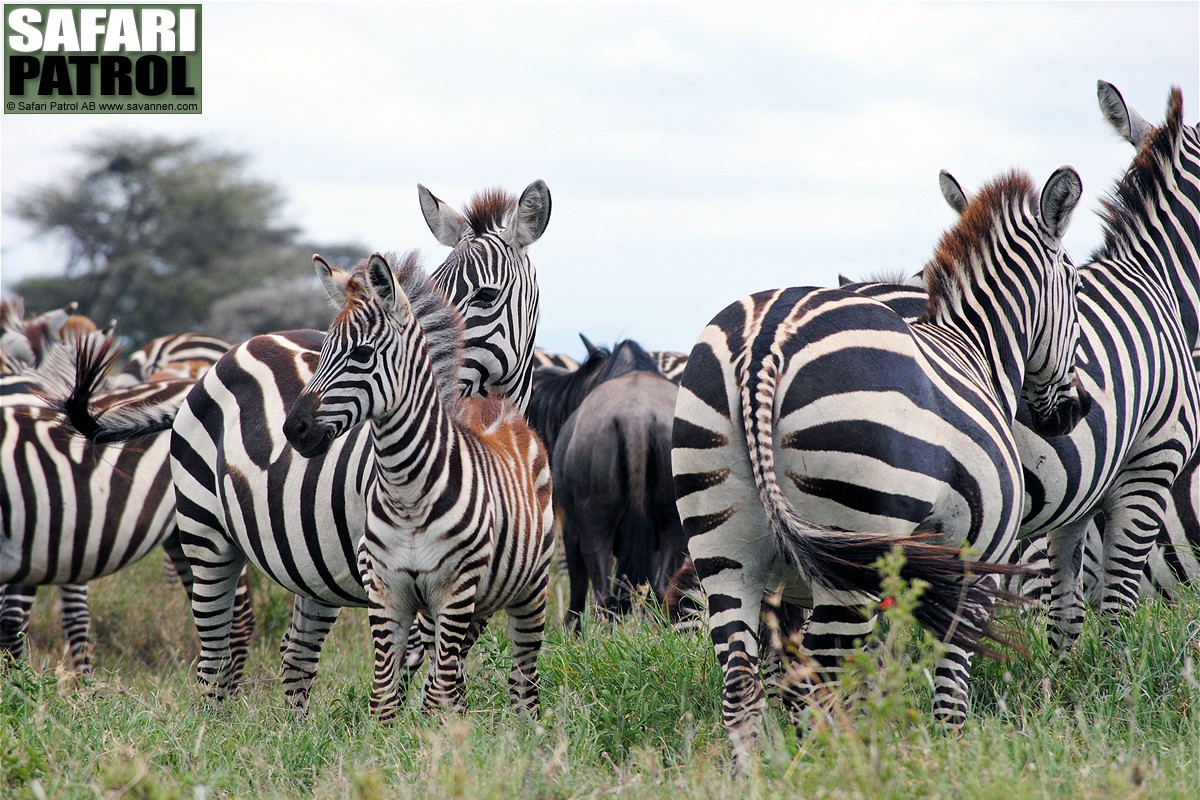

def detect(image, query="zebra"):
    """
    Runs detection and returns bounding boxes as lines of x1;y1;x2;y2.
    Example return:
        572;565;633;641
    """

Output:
58;181;552;710
650;350;688;384
283;252;554;718
533;347;580;372
2;331;251;676
116;332;236;385
935;84;1200;646
671;166;1089;766
1096;83;1200;603
1;313;107;671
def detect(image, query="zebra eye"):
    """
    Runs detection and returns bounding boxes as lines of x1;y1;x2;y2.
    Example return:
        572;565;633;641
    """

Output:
471;287;501;308
351;344;374;362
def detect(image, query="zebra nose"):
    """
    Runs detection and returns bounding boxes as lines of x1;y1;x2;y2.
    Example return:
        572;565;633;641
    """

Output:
283;393;328;455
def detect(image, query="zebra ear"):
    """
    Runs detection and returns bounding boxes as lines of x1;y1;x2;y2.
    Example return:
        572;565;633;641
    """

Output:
313;254;351;308
418;184;470;248
366;253;413;323
1098;80;1154;147
939;170;971;215
501;179;552;250
1038;166;1083;244
837;274;854;287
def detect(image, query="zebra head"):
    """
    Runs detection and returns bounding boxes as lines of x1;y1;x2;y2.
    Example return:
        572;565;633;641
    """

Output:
284;252;464;458
421;180;551;413
1012;168;1092;437
936;168;1092;437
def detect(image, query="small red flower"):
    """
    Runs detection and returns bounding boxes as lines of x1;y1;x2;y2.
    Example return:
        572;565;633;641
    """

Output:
879;597;896;611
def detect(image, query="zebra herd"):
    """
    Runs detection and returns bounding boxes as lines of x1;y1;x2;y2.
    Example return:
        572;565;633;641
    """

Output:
1;80;1197;769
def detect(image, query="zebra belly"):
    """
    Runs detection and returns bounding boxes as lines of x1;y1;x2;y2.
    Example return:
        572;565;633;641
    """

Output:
214;435;372;606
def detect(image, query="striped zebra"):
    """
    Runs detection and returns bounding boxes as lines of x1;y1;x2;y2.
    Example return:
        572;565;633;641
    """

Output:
1099;84;1200;603
284;252;554;718
60;181;552;709
650;350;688;384
938;84;1200;645
116;332;236;384
671;167;1089;766
2;331;249;676
533;347;580;371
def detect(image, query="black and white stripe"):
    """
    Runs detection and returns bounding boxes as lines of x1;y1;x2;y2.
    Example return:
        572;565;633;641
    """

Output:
7;332;254;677
65;183;552;709
671;168;1088;766
283;253;553;717
965;84;1200;640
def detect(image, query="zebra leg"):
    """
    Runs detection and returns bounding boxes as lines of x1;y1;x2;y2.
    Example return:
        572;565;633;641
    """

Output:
424;580;480;713
57;584;93;674
1045;518;1091;652
1081;517;1105;607
227;572;255;691
0;585;35;663
446;618;488;712
1009;533;1052;605
182;534;249;704
690;544;777;770
163;529;255;686
279;596;341;713
402;612;433;671
1101;484;1173;615
506;582;549;717
360;551;416;722
930;574;1001;729
783;592;875;729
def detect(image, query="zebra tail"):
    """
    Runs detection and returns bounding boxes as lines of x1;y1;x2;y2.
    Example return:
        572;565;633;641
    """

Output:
740;354;1026;656
54;335;182;444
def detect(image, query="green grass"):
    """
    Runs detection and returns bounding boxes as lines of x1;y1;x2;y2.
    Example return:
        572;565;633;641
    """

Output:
3;556;1198;799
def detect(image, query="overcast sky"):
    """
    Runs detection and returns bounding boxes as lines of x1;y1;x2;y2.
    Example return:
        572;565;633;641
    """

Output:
2;1;1197;357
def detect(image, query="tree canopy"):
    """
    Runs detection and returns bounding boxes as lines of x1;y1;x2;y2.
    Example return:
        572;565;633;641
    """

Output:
12;133;357;345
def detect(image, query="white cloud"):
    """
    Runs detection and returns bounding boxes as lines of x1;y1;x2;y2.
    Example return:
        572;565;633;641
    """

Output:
590;28;704;73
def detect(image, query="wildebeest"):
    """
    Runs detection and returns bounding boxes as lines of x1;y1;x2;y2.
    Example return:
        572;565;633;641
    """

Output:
526;338;687;628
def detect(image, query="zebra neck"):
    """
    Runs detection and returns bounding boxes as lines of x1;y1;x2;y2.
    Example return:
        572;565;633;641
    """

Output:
367;370;458;515
1100;129;1200;352
1148;145;1200;350
923;280;1030;422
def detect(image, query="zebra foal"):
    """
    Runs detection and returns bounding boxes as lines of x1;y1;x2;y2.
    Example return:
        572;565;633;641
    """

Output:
671;167;1090;766
285;253;554;718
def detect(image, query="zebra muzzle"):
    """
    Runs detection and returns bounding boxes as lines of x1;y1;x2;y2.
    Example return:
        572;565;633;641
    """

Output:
283;393;336;457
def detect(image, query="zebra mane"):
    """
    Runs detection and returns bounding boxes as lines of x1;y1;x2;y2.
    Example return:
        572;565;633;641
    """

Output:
342;250;465;414
842;268;921;286
464;187;519;236
1091;87;1193;263
922;170;1037;321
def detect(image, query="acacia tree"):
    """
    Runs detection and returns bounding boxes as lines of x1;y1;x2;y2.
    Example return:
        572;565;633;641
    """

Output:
12;133;333;344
